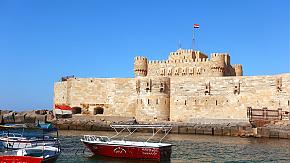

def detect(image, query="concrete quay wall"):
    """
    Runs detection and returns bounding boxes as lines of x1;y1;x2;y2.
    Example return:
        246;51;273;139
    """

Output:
51;115;290;139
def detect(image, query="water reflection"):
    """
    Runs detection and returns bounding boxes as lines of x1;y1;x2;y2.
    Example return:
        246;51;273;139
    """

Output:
55;131;290;163
87;155;166;163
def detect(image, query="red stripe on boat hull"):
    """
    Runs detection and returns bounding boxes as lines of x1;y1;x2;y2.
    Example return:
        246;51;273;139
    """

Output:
0;155;59;163
0;156;43;163
83;142;172;160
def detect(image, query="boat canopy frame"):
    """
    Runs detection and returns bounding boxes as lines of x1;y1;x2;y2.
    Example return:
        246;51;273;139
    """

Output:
110;124;172;143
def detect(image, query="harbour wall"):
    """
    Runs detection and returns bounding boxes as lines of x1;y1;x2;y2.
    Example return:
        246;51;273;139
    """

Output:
1;110;289;139
52;115;290;139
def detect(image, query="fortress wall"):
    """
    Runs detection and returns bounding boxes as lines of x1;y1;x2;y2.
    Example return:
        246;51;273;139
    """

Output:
68;78;109;107
109;78;137;116
54;78;136;116
170;74;290;122
54;81;68;105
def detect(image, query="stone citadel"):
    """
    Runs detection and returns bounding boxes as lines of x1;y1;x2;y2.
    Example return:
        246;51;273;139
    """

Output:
54;48;290;122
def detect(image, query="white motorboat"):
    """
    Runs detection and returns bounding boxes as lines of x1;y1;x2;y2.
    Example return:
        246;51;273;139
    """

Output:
81;124;173;160
0;124;60;149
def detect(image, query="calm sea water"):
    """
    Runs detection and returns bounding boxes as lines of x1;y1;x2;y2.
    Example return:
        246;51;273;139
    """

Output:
56;130;290;163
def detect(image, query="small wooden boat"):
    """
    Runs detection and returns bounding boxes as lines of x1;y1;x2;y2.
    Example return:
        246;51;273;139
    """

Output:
0;145;61;163
81;125;172;160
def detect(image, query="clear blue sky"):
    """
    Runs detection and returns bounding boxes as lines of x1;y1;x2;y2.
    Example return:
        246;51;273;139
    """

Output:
0;0;289;110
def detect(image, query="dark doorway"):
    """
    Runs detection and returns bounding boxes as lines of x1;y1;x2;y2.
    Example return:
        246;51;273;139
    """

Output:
72;107;82;114
94;107;104;115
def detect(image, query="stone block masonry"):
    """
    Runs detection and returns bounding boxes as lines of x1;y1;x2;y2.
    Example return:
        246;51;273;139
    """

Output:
54;78;137;117
54;48;290;123
170;74;290;122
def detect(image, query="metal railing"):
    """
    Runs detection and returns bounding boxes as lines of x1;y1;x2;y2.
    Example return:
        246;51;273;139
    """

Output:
247;107;288;121
110;124;172;143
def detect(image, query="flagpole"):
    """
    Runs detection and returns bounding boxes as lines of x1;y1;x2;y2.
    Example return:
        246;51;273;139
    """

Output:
192;27;195;50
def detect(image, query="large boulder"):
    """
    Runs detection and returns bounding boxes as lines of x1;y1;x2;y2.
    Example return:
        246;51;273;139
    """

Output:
14;112;26;123
53;119;72;130
0;110;13;115
24;111;37;123
2;112;15;123
35;115;47;123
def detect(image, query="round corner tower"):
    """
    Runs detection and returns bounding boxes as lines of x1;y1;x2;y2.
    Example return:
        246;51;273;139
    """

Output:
135;77;170;122
134;56;148;77
210;53;226;77
233;64;243;76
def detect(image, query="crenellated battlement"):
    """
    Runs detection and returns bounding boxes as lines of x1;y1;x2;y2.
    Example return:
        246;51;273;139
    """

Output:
211;53;231;65
232;64;242;67
168;49;207;61
211;53;226;59
144;49;242;77
134;56;148;61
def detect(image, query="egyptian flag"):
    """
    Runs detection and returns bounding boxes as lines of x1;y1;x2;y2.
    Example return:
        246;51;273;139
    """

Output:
194;24;199;28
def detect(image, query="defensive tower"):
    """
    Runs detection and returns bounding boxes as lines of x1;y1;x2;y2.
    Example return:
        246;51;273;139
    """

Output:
233;64;243;76
135;77;170;121
134;56;148;77
210;53;226;76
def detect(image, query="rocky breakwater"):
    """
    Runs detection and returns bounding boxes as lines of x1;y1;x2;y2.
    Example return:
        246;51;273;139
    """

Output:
0;109;54;124
51;115;137;131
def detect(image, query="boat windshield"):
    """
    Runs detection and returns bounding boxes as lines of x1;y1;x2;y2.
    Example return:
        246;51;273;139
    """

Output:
83;135;110;142
99;136;109;142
